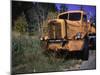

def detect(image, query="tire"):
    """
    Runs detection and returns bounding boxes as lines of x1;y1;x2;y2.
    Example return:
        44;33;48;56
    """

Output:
81;37;89;60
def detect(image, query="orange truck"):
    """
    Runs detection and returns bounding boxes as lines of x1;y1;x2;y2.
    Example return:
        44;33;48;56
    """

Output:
41;10;96;60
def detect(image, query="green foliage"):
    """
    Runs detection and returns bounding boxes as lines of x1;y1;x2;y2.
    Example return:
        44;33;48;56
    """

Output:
12;2;58;36
48;4;58;12
47;12;58;19
14;13;28;34
12;33;82;74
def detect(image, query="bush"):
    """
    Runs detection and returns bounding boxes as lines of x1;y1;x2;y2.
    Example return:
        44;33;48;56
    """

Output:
12;33;82;74
14;13;28;34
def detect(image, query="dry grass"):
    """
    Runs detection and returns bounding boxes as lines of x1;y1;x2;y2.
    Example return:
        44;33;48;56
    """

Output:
12;32;82;74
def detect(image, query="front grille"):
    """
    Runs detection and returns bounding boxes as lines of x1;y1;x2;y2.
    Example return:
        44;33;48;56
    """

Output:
48;24;61;39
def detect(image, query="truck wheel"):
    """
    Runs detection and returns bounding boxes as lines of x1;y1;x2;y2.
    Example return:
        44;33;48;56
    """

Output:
81;37;89;60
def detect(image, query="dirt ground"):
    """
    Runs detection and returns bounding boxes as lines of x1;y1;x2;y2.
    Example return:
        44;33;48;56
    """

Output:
62;50;96;71
80;50;96;70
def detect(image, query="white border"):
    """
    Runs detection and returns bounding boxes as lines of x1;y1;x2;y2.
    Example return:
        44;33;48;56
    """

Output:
14;0;96;5
0;0;10;75
0;0;100;75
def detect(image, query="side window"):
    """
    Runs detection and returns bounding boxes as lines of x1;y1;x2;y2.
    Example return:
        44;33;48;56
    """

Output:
58;13;68;19
83;15;87;22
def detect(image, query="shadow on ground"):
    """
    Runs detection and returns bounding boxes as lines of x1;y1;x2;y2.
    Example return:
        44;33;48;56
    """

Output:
43;50;83;60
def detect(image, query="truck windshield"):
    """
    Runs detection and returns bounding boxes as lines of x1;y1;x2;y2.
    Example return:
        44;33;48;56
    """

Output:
58;13;81;21
69;13;81;21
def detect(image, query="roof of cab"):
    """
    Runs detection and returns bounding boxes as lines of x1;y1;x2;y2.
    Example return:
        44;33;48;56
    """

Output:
57;10;86;18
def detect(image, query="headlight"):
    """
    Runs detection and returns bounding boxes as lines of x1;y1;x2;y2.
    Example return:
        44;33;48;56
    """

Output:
75;32;81;40
40;36;48;41
44;36;48;40
40;37;44;41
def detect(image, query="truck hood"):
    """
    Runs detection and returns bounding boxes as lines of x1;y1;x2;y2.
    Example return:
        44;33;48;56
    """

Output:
48;19;84;40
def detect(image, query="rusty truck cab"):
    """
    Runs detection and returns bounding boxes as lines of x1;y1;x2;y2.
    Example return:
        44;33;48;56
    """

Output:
47;11;87;51
41;10;96;60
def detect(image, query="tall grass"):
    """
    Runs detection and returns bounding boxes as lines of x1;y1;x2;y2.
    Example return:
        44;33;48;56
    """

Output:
12;33;82;74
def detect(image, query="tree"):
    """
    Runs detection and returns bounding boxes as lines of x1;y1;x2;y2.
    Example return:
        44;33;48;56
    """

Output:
12;1;58;36
60;4;68;13
80;5;85;11
14;13;28;34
